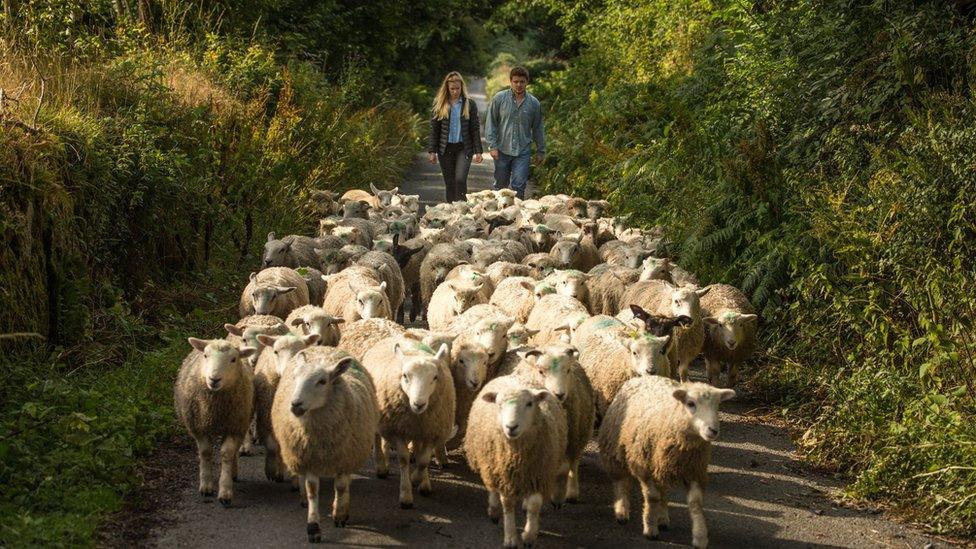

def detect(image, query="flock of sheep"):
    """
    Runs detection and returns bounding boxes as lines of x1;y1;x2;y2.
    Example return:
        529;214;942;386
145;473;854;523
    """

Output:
173;184;759;548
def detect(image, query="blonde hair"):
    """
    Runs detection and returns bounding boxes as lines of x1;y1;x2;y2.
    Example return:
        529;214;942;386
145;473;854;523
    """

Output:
432;71;470;120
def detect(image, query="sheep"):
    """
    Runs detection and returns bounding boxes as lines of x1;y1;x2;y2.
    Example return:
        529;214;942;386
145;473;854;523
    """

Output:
604;244;653;269
464;376;568;548
570;314;627;351
444;263;495;303
426;278;490;332
506;322;540;349
546;197;587;218
340;188;377;210
223;314;289;361
262;232;325;269
577;327;673;418
699;284;758;388
272;346;379;541
297;267;327;306
586;200;609;220
523;224;560;253
549;233;601;272
361;339;454;508
331;224;371;248
396;236;431;323
446;307;515;372
526;294;590;347
540;269;591;307
239;268;310;319
251;333;320;482
484;261;536;285
617;280;709;381
472;240;529;269
435;339;493;465
495;188;518;208
336;318;406;362
637;257;675;284
284;305;345;346
308;189;339;217
498;343;595;505
419;243;470;320
585;266;641;315
488;277;537;323
355;250;406;320
316;245;359;275
322;266;392;322
544;212;582;234
522;252;563;279
392;193;420;214
369;183;399;207
174;338;256;506
598;376;735;547
628;304;693;337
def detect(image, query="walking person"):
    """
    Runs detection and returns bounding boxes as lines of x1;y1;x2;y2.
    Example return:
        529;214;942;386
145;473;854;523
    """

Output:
485;66;546;200
428;72;483;203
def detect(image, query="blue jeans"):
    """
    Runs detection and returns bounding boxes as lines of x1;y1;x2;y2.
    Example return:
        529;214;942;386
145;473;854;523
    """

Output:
493;151;532;199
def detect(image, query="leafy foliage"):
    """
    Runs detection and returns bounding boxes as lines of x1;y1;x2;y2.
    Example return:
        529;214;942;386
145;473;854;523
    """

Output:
528;0;976;535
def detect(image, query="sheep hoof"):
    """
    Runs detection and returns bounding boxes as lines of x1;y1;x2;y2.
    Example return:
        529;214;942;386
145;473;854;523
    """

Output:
218;498;232;508
551;501;563;510
376;471;389;479
643;531;659;540
616;517;628;525
333;518;347;528
400;501;413;510
200;489;215;498
307;523;321;543
418;486;432;497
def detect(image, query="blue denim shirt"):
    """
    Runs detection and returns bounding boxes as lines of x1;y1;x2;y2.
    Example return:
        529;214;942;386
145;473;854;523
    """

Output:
485;89;545;157
448;99;462;143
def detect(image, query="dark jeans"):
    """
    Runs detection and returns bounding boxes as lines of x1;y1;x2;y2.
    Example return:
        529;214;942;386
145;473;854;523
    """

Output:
493;151;532;199
439;142;472;202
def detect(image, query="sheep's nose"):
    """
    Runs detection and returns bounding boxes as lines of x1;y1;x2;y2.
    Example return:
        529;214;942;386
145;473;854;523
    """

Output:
291;401;306;417
504;425;519;437
412;402;428;414
707;427;719;439
554;391;566;401
263;258;273;266
207;377;221;390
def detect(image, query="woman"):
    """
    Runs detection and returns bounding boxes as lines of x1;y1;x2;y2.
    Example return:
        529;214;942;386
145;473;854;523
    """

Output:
428;72;483;202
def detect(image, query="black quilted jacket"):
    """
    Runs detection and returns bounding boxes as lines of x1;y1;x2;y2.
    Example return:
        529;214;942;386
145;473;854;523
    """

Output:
428;98;483;157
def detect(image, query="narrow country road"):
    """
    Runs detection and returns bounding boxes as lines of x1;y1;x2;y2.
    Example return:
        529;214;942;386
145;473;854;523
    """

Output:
142;78;947;549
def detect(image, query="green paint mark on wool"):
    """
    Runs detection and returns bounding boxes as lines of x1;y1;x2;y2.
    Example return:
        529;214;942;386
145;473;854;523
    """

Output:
594;317;621;330
412;341;436;355
296;267;310;277
548;358;561;372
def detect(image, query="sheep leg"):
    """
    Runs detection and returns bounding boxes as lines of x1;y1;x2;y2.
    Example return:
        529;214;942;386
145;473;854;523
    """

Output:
566;460;581;503
688;480;708;548
194;434;215;497
411;443;434;496
239;417;257;456
705;358;721;387
332;473;351;527
656;487;671;530
264;435;284;482
727;361;739;388
409;283;421;323
612;478;631;524
375;434;390;478
305;474;322;542
551;460;569;508
217;435;240;506
500;493;519;549
678;357;691;382
639;479;662;539
434;445;449;468
522;493;544;547
395;439;413;509
487;491;501;523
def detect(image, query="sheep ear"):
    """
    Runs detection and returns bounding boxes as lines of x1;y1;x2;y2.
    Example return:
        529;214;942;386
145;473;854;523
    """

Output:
564;346;580;358
519;280;535;292
695;286;711;297
526;328;541;336
370;183;380;195
278;286;297;295
328;316;346;325
481;391;498;403
290;317;305;327
225;323;243;337
532;389;552;403
741;313;758;323
188;337;208;352
304;334;321;346
703;316;720;326
267;232;276;242
391;186;399;194
672;389;689;404
250;272;258;282
629;304;649;320
394;342;405;361
239;346;257;358
718;389;736;402
295;351;308;367
434;343;450;362
379;281;387;291
256;334;277;346
329;356;356;380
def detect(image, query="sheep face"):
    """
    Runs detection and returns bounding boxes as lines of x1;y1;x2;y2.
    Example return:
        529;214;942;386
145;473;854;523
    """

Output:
619;334;672;376
257;334;320;375
290;311;344;346
355;283;390;320
640;257;672;282
621;247;649;269
704;312;757;351
454;344;490;391
334;226;363;246
506;323;539;347
251;285;296;315
263;234;292;267
450;282;485;316
480;387;552;440
394;194;420;213
523;344;580;402
473;319;514;364
373;238;393;253
533;282;557;301
188;338;255;392
318;249;346;274
342;200;370;219
672;385;736;441
225;322;287;360
586;200;608;220
288;352;357;417
370;184;399;207
395;343;449;414
551;270;589;301
668;285;709;320
550;239;581;267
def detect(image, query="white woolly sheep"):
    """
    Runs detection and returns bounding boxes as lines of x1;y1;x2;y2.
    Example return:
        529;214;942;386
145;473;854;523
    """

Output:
239;268;311;319
355;250;406;319
322;267;392;322
598;375;735;547
577;327;673;418
549;233;601;272
284;305;345;346
522;252;563;279
699;283;758;388
174;338;256;506
484;261;536;285
427;278;490;332
489;277;537;323
526;294;590;347
262;232;325;269
361;339;454;508
464;376;568;548
273;346;379;541
336;318;406;362
585;265;641;315
419;243;470;320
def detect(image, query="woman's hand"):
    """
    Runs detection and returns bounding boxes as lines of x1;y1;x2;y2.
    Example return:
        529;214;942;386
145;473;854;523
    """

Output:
427;152;437;164
474;154;483;164
489;149;500;161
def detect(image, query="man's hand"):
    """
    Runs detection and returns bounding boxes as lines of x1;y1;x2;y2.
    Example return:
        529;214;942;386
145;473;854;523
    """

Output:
427;152;437;164
534;152;545;166
489;149;500;161
474;154;484;164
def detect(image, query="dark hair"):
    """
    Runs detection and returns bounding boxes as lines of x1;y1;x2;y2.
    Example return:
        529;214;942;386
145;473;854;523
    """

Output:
509;66;530;82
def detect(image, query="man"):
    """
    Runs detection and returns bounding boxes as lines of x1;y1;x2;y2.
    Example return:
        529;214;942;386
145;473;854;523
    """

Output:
485;66;545;200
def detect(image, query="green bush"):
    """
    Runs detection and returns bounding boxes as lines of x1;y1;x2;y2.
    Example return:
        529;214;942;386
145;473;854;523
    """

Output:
530;0;976;536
